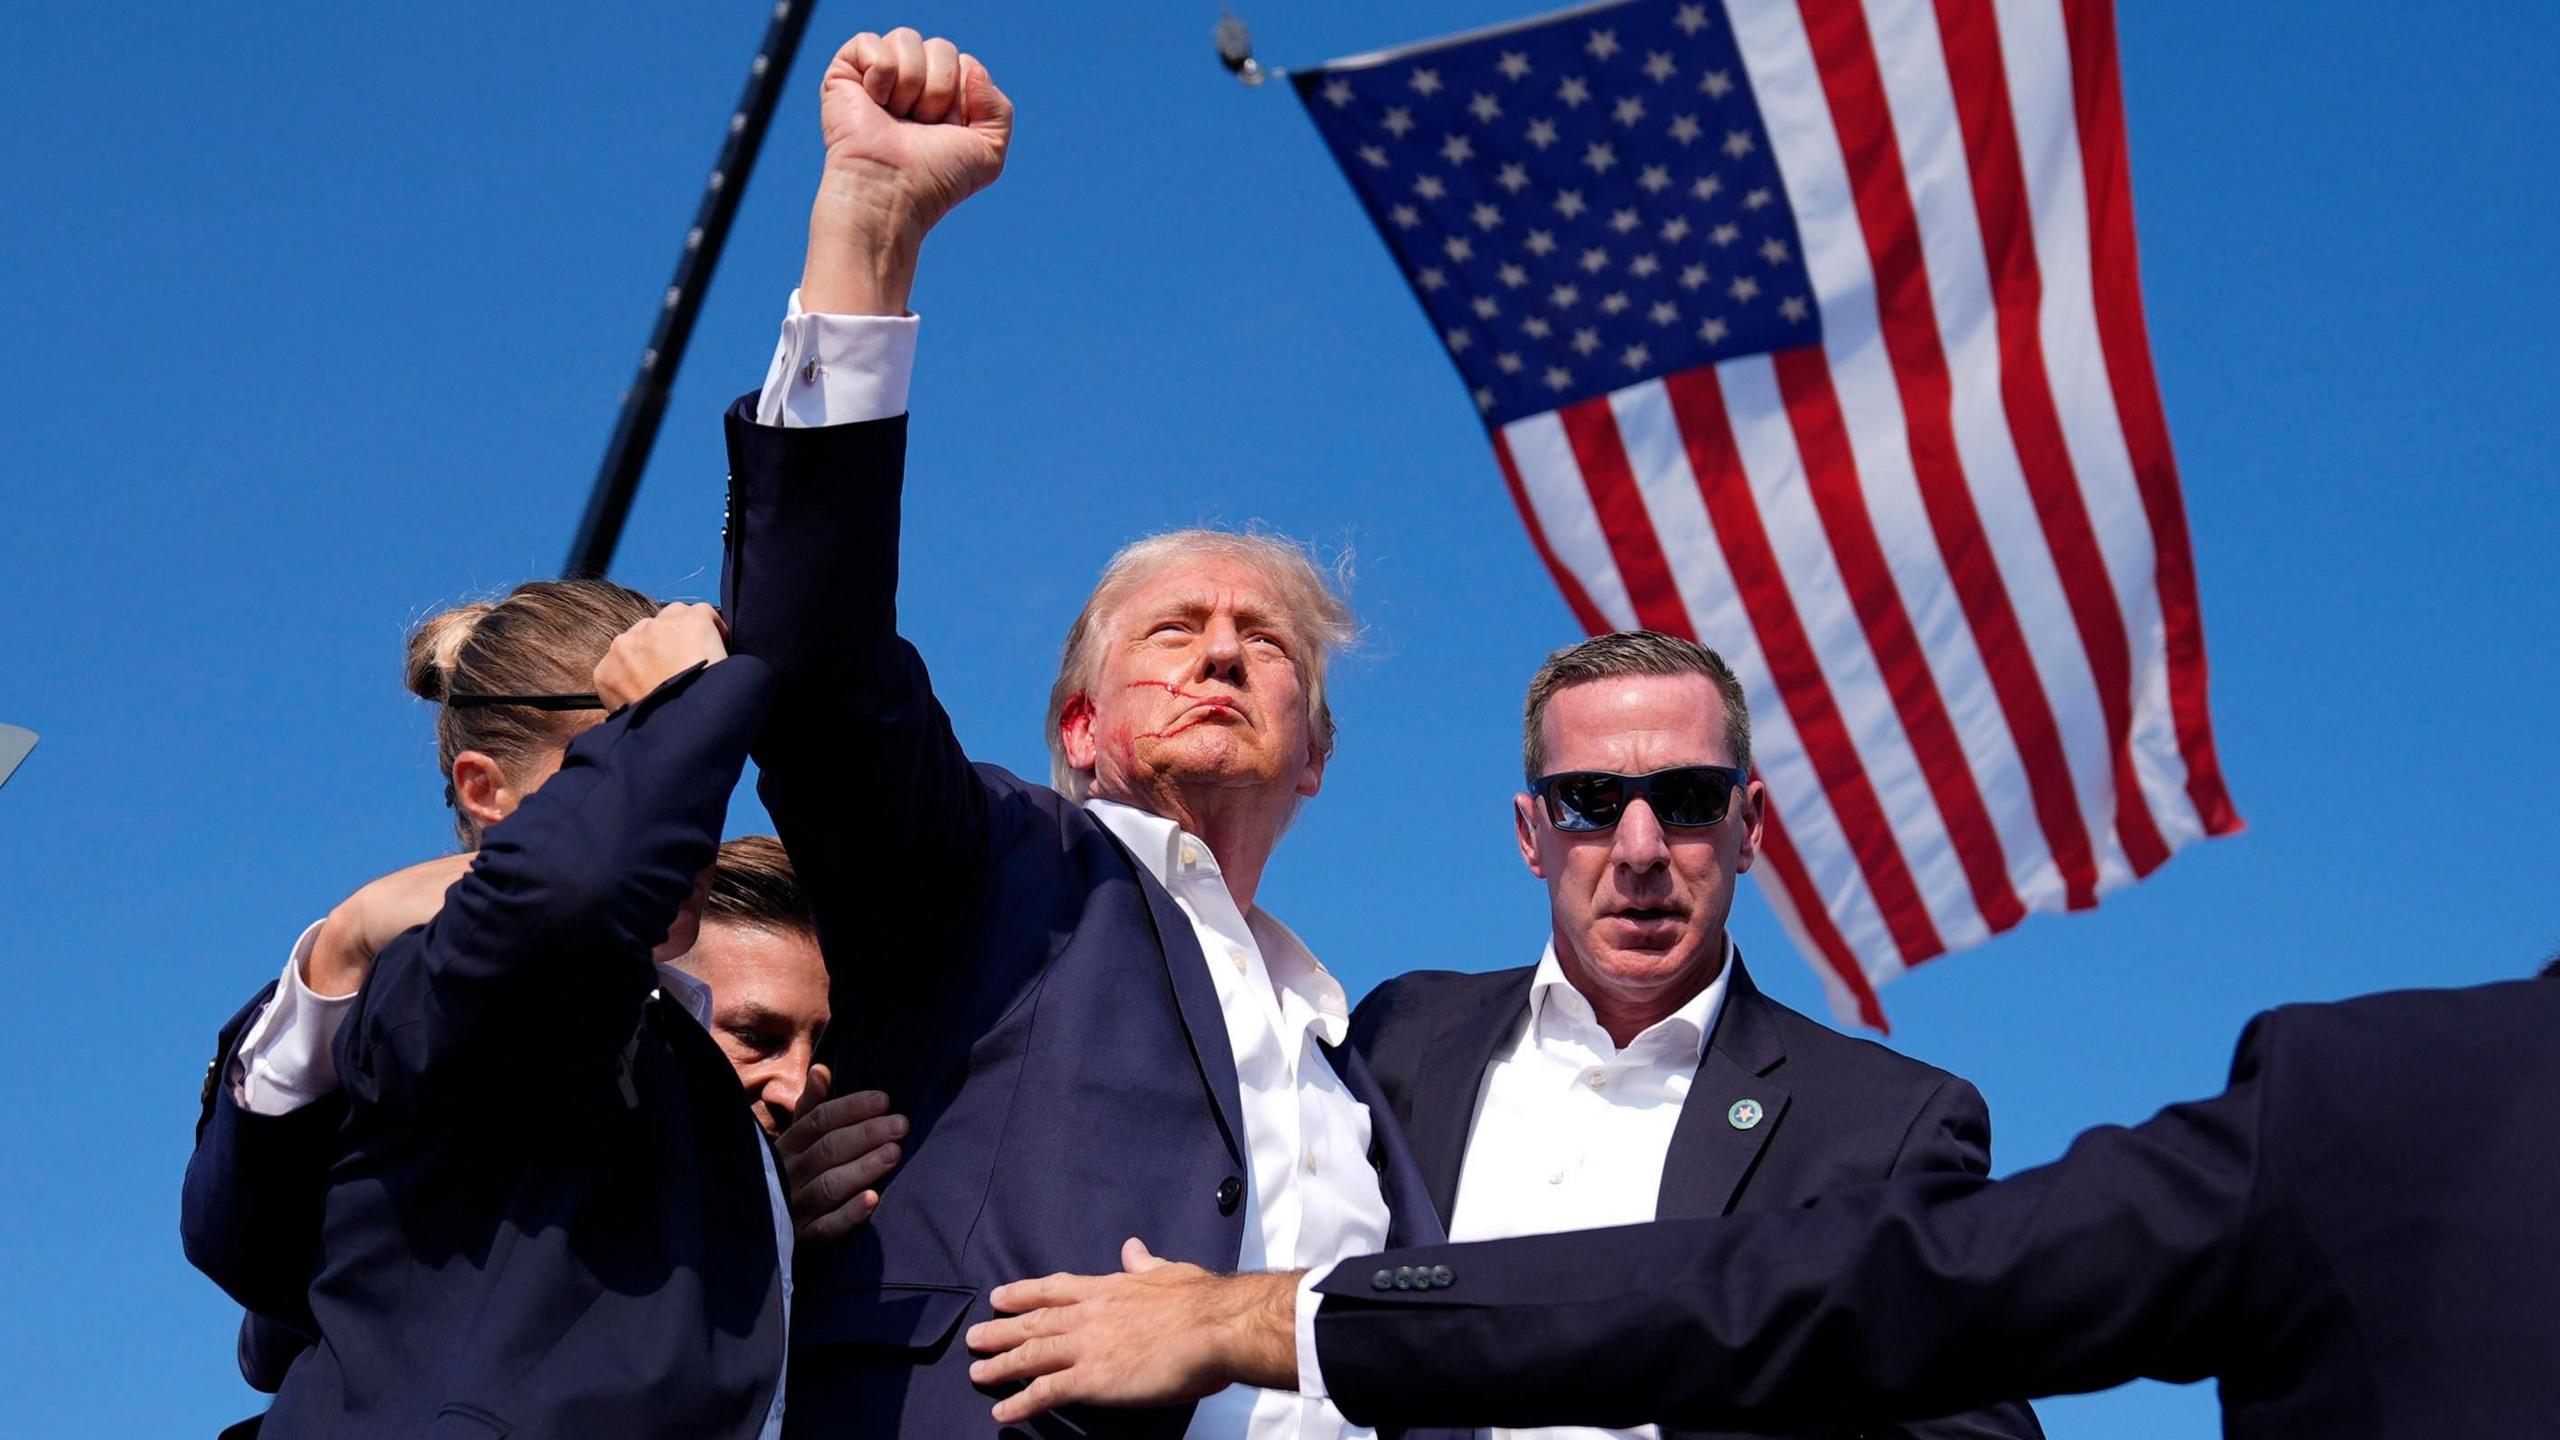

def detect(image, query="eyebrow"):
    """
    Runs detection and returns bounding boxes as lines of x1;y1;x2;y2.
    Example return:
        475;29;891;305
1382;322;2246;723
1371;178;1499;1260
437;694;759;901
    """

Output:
716;1000;793;1032
1136;592;1294;637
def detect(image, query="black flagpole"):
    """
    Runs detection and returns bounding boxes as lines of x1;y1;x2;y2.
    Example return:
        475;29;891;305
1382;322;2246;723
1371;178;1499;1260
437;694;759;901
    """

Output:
565;0;819;578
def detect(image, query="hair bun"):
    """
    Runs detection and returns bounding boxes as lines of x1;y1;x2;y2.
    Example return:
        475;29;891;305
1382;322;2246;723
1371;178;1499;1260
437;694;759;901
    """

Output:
403;601;497;702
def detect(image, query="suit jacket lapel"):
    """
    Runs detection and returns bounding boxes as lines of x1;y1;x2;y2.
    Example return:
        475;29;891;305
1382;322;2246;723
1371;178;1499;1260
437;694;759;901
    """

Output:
1656;951;1792;1221
1326;1040;1448;1247
1103;827;1249;1170
1413;975;1533;1227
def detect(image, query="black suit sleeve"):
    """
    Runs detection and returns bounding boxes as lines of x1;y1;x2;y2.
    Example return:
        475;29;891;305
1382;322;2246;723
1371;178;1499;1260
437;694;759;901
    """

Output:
180;985;341;1333
719;400;991;980
1314;1030;2270;1432
339;657;769;1116
1871;1077;2045;1440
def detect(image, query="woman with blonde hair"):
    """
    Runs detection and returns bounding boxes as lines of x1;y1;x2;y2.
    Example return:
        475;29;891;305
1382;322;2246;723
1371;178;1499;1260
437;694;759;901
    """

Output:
183;578;815;1439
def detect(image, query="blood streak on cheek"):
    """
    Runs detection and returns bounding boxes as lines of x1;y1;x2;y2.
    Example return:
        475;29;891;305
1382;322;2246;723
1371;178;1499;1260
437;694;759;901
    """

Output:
1125;679;1240;742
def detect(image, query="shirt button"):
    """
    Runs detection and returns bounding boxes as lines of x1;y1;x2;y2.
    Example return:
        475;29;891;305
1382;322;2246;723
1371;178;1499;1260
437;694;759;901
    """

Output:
1586;1070;1608;1090
1546;1168;1566;1185
1229;948;1248;973
799;358;821;384
1303;1151;1318;1174
1179;841;1200;866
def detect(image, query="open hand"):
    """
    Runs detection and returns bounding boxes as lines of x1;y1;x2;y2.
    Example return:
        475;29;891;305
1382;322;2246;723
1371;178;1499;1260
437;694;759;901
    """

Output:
779;1063;908;1240
964;1239;1303;1424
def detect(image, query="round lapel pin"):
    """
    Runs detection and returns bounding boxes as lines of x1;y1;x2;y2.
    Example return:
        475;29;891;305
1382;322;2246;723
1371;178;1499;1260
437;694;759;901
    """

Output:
1727;1098;1764;1130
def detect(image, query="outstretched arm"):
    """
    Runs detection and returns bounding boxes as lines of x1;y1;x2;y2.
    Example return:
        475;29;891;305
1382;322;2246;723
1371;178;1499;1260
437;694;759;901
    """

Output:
965;1051;2271;1432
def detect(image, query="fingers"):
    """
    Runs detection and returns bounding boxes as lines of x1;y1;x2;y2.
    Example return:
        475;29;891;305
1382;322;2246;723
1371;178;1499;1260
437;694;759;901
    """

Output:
787;1114;907;1190
968;1327;1073;1388
777;1087;892;1160
1120;1237;1167;1274
959;54;1013;137
963;1304;1058;1359
991;1370;1078;1425
851;32;893;105
989;1270;1103;1315
885;27;928;116
913;36;962;124
794;1063;833;1124
797;1187;880;1243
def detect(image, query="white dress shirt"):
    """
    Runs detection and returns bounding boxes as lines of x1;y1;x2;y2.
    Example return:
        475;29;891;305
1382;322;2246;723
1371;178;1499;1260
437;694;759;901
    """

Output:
1295;940;1737;1440
228;925;796;1439
1083;800;1388;1440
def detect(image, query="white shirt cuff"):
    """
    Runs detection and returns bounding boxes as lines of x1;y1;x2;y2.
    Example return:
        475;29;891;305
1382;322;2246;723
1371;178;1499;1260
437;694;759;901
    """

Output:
754;288;919;428
1294;1264;1333;1400
230;919;360;1115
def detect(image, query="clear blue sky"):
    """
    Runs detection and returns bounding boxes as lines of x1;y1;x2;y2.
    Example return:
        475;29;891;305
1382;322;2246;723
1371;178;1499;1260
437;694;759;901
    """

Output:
4;2;2555;1433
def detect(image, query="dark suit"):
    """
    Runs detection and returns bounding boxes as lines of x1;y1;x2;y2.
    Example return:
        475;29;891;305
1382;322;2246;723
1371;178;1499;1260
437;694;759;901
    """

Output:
1315;977;2560;1439
719;402;1449;1438
185;981;341;1380
193;658;788;1440
1349;953;2039;1440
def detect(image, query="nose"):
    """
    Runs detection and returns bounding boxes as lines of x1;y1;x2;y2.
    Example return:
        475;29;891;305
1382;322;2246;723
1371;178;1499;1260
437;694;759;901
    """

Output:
1610;796;1673;874
1196;614;1246;685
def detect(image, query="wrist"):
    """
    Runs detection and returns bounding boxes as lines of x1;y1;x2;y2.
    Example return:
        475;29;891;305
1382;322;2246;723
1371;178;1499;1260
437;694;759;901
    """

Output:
1216;1271;1303;1391
804;160;930;315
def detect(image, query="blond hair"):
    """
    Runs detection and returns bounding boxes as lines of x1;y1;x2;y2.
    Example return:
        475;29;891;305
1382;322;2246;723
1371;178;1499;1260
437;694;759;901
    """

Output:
404;578;658;844
1044;529;1355;800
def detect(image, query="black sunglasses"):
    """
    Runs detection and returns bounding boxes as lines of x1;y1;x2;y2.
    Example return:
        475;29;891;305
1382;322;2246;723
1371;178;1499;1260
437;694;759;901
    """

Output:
1528;764;1751;832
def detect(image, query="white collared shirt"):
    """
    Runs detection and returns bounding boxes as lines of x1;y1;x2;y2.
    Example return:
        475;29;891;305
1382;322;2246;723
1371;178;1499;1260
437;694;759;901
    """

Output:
1293;941;1736;1440
1084;799;1388;1440
1444;940;1733;1440
228;929;795;1439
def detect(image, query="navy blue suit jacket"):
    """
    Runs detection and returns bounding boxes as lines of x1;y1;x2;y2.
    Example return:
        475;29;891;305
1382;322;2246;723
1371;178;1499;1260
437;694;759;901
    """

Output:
1315;977;2560;1439
720;402;1449;1439
192;658;787;1440
1347;953;2040;1440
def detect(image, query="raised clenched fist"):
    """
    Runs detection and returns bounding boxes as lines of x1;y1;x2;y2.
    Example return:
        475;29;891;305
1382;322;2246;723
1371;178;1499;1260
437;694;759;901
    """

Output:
803;28;1012;314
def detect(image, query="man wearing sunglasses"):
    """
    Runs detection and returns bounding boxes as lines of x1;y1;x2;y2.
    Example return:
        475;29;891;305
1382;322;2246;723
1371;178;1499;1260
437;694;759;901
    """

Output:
1303;630;2039;1440
961;633;2035;1438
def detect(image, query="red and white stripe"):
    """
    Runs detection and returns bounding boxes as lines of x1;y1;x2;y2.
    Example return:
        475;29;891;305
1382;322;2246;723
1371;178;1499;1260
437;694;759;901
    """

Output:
1495;0;2240;1027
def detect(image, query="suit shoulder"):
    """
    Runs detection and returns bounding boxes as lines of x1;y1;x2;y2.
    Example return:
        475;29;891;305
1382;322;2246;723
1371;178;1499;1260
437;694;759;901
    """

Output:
1350;965;1533;1051
1751;988;1975;1102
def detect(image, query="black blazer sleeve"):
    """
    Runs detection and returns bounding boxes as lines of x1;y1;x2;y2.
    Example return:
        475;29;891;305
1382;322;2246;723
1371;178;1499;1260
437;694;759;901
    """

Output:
180;983;343;1332
338;657;770;1116
719;399;991;971
1876;1077;2044;1440
1313;1024;2271;1433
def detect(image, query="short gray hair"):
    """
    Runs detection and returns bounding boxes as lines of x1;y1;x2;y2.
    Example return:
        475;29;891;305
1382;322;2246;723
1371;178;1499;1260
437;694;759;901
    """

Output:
1046;529;1355;801
1522;630;1751;780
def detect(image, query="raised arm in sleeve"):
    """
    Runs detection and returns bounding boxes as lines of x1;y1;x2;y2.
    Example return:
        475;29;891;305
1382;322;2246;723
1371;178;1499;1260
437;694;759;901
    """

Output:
719;397;991;960
338;656;772;1117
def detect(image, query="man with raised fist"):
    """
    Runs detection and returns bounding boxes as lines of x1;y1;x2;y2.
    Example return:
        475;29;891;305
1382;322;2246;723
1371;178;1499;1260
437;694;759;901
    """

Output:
719;28;1453;1440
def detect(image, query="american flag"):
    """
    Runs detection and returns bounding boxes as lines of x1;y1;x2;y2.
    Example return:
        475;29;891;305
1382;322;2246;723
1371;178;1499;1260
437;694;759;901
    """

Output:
1295;0;2239;1026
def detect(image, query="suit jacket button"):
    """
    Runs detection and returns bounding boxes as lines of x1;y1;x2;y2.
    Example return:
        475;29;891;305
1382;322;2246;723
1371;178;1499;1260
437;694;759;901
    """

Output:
1215;1176;1244;1214
1430;1265;1455;1289
1371;1268;1396;1291
1393;1265;1416;1289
